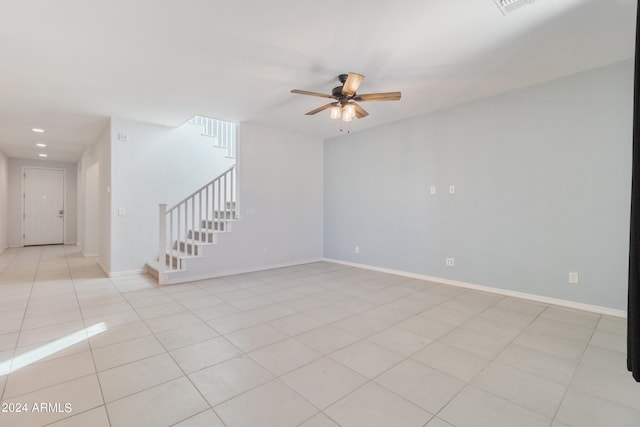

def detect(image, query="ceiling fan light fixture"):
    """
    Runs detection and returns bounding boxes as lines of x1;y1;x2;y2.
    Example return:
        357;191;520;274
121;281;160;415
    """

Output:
330;105;342;120
342;104;355;122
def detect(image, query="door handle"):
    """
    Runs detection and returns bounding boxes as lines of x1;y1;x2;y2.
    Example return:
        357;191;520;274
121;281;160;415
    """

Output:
58;209;64;218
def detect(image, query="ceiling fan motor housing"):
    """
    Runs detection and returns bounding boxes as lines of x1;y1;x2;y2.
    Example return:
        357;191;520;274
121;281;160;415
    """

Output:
334;74;352;99
332;86;348;98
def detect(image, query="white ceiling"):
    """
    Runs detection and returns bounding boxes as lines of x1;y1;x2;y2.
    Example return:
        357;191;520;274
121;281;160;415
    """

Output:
0;0;636;162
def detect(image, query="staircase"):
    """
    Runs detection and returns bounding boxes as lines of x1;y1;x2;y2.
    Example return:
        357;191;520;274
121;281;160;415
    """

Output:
188;115;236;158
146;165;237;285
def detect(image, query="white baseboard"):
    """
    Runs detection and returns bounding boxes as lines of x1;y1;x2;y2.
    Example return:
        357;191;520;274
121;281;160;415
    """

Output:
75;243;98;257
97;260;109;277
160;258;325;285
324;258;627;318
109;269;146;278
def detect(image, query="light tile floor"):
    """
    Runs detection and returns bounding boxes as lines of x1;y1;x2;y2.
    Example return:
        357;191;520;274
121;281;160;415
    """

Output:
0;245;637;427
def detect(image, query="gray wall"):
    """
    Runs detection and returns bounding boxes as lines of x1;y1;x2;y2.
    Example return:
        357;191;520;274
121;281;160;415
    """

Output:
324;60;633;310
95;121;112;272
0;148;7;252
77;144;100;257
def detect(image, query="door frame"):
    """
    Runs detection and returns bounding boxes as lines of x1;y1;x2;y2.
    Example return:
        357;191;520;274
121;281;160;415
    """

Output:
21;166;67;246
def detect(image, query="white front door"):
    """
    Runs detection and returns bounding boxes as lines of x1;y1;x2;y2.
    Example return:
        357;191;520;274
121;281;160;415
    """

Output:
23;167;65;246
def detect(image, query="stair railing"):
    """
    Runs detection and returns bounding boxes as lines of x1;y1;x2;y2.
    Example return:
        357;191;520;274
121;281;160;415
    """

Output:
188;115;236;158
158;165;236;276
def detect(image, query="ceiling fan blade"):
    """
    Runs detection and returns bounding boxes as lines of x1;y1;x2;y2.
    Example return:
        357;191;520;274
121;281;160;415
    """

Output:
305;102;338;115
291;89;335;99
353;102;369;119
353;92;401;102
341;72;365;96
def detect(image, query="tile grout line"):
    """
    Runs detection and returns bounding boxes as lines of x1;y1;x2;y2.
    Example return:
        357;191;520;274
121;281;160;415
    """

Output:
2;247;105;424
410;295;548;425
63;244;110;425
431;302;597;425
1;246;42;404
65;245;117;427
549;312;603;423
3;251;630;427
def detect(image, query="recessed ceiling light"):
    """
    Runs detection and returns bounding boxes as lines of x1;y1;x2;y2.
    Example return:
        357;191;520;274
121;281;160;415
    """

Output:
36;143;47;148
32;128;45;133
38;153;48;157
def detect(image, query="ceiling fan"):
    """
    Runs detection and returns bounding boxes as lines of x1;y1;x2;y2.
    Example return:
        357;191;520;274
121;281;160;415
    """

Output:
291;72;401;122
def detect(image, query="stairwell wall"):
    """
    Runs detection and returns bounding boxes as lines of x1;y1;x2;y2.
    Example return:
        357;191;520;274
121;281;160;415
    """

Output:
108;117;236;274
180;123;324;278
324;60;633;311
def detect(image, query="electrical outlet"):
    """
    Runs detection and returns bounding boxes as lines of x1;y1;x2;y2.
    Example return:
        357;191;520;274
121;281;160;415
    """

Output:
449;185;455;194
569;272;579;284
430;186;436;195
355;246;360;254
446;257;455;267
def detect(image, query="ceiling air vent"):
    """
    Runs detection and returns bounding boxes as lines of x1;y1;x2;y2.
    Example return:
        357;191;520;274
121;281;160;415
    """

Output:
494;0;535;15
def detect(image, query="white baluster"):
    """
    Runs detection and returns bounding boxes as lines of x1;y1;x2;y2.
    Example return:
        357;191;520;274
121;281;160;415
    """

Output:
217;179;221;230
198;191;202;245
158;204;166;282
191;196;195;250
184;202;188;265
169;210;174;271
224;173;228;228
176;207;181;271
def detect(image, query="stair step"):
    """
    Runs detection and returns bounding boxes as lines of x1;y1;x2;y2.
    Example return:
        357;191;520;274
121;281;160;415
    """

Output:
146;261;161;279
174;236;219;255
146;261;193;286
164;251;200;269
174;241;200;256
165;253;182;269
200;220;228;231
188;229;223;242
213;210;237;220
146;260;186;277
